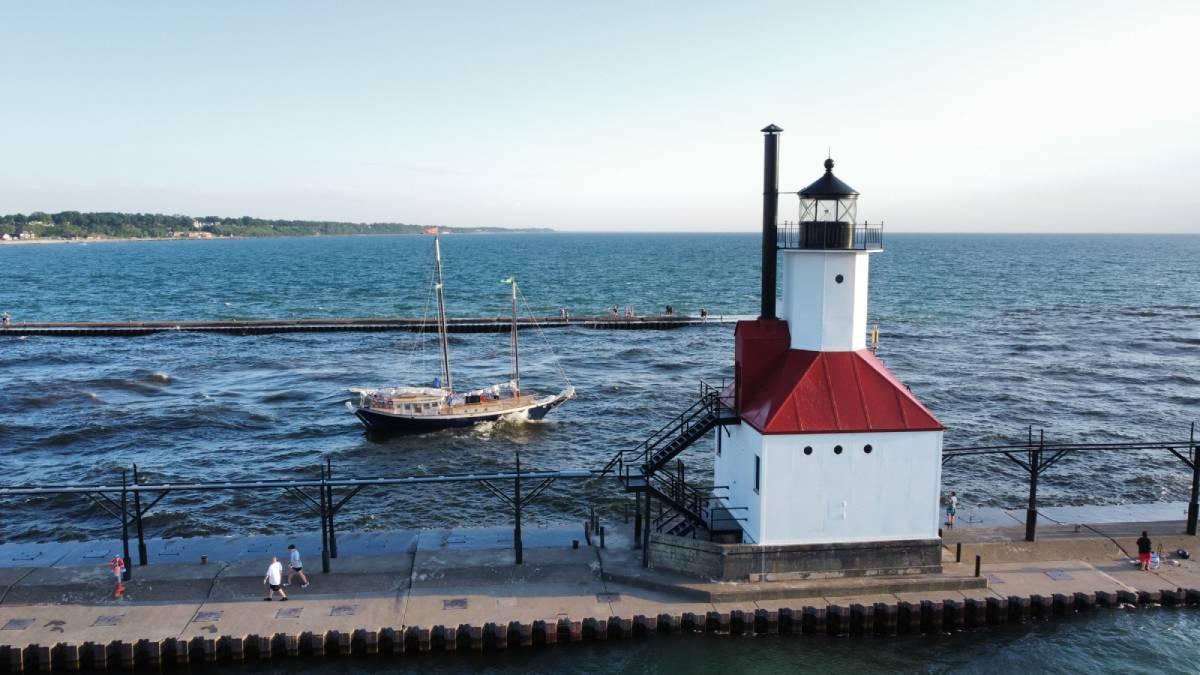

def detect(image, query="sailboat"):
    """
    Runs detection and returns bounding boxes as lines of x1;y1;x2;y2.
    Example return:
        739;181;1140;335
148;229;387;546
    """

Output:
349;233;575;434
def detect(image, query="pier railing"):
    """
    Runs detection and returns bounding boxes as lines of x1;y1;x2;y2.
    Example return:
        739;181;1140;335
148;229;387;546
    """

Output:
0;457;594;579
942;424;1200;542
2;423;1195;576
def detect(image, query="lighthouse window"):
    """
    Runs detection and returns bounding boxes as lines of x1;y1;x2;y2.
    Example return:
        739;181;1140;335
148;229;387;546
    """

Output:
834;445;843;455
803;446;813;456
754;456;760;493
864;444;873;454
835;274;844;284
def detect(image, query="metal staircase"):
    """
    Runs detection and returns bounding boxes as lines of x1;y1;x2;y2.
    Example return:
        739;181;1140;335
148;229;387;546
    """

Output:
600;381;743;542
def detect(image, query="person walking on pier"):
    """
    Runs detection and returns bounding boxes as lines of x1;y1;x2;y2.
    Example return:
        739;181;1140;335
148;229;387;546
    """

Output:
285;544;309;588
108;556;125;598
945;491;958;527
1138;531;1153;571
264;556;288;601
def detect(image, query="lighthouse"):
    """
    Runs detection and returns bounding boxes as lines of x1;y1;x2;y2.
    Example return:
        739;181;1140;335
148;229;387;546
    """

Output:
701;125;945;577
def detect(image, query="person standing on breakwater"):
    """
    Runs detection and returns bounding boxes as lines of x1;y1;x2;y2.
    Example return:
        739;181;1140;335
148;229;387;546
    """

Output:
1138;531;1153;571
264;556;287;601
945;491;958;527
699;308;708;323
285;544;309;588
1;311;9;327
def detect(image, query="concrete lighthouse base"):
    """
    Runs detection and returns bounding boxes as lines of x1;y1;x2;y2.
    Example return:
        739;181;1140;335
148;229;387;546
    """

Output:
648;534;943;582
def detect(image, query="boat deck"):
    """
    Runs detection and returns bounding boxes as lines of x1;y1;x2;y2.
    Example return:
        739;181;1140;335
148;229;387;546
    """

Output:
366;393;545;417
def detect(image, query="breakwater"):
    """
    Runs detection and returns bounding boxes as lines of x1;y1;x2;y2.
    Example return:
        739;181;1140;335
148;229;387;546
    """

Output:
0;315;729;337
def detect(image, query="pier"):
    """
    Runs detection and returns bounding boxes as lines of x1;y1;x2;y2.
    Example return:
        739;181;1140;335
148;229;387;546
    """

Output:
0;315;732;337
0;507;1199;672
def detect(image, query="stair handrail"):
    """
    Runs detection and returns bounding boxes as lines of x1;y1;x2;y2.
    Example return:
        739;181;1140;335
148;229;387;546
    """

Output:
646;470;708;528
597;379;733;478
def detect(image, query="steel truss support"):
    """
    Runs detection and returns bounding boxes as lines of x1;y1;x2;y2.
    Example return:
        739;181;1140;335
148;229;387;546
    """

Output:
1168;422;1200;536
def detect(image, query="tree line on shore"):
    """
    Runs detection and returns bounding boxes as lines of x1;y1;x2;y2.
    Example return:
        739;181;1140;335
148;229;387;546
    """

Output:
0;211;546;239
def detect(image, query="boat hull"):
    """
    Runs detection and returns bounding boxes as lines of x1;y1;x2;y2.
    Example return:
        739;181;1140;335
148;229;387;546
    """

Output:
353;387;574;435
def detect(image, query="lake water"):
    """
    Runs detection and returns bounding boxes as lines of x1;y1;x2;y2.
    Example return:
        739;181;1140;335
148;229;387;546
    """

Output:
1;232;1199;670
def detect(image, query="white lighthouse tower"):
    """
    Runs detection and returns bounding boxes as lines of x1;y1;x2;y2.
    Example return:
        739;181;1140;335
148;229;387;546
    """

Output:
704;125;945;577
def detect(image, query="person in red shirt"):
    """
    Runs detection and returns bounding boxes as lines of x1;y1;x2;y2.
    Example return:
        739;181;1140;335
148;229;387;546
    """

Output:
1137;531;1153;571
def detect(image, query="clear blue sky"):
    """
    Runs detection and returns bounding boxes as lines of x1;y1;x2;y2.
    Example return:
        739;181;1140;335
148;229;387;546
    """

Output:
2;1;1197;232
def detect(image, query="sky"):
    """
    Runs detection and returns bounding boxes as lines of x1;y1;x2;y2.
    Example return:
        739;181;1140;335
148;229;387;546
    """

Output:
1;1;1198;233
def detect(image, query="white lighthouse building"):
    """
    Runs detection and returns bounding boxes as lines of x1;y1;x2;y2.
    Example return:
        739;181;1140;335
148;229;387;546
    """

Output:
697;126;944;578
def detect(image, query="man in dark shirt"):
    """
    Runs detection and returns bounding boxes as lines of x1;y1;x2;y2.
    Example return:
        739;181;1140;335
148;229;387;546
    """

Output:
1137;531;1153;571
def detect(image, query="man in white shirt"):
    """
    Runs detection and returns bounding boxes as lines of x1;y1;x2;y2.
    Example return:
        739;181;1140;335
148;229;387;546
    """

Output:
263;556;287;601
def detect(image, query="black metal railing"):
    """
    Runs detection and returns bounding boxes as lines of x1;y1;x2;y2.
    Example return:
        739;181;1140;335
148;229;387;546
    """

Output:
598;379;735;478
646;470;709;530
777;221;883;251
942;424;1200;542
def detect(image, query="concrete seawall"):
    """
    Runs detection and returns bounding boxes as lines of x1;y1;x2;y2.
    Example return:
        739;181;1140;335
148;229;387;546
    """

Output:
1;506;1197;672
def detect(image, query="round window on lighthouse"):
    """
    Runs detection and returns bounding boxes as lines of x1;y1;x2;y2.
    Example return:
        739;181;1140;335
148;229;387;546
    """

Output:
803;446;813;455
864;444;873;454
835;274;844;284
834;445;843;455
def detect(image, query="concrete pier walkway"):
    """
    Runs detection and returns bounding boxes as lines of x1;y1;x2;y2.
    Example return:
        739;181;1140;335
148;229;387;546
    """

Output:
0;315;736;337
1;504;1198;671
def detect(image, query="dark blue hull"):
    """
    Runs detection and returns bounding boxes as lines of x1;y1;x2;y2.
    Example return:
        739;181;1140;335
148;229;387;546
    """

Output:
354;389;572;436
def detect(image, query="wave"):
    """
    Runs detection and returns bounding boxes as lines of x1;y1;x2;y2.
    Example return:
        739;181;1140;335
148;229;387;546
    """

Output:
1011;343;1073;353
261;390;311;403
85;377;166;395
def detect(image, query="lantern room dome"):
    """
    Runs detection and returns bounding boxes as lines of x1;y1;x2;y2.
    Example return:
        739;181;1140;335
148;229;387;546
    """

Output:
798;158;859;200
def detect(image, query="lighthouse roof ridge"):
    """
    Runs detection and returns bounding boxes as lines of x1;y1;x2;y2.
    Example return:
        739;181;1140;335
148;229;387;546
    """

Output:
798;158;859;199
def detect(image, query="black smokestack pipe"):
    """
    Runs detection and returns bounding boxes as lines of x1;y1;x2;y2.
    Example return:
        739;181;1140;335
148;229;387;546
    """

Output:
760;124;782;320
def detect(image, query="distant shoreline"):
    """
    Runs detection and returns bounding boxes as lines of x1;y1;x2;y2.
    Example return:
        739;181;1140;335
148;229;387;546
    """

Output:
0;231;552;246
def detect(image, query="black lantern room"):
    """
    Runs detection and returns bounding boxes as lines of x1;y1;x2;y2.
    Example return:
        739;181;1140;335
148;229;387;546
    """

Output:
780;158;882;250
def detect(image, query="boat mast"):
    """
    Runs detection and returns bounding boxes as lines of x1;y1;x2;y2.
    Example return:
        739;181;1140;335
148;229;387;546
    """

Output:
434;233;453;393
510;278;520;398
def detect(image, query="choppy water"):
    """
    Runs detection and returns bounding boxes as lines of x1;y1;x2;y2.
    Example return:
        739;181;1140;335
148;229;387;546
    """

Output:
2;232;1199;671
0;233;1198;541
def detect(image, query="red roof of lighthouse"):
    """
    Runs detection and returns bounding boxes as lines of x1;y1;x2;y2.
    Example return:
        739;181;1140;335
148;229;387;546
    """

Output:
734;320;943;435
